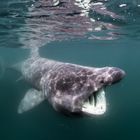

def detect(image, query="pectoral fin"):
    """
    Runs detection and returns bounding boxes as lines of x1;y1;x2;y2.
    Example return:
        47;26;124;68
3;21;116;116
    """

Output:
18;89;45;114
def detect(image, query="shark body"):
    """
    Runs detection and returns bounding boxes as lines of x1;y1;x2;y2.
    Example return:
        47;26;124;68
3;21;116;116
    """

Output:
17;48;125;116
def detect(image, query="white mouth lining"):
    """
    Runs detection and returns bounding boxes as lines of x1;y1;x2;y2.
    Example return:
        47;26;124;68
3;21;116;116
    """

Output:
82;88;106;115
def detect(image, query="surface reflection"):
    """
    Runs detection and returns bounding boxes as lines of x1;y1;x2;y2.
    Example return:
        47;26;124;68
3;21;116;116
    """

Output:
19;0;123;48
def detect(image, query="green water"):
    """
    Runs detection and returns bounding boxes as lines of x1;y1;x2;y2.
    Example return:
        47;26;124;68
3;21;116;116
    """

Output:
0;39;140;140
0;0;140;140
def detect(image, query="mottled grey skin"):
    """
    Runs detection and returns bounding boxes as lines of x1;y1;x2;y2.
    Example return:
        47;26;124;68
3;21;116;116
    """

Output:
19;52;125;114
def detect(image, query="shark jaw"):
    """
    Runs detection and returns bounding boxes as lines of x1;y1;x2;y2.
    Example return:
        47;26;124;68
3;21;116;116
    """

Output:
82;88;106;115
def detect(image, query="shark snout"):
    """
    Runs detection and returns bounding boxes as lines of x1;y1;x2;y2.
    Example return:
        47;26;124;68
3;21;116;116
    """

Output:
110;67;125;84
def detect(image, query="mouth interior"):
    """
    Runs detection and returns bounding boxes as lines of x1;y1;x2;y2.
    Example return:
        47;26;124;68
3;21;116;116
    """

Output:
82;88;106;115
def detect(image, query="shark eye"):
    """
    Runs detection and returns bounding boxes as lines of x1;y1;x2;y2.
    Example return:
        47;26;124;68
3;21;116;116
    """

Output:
98;78;104;84
99;80;104;84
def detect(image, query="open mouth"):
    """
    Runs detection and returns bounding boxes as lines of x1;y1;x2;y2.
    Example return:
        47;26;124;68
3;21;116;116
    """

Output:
82;88;106;115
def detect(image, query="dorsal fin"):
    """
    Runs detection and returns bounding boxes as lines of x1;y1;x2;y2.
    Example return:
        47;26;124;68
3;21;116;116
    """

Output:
30;47;40;58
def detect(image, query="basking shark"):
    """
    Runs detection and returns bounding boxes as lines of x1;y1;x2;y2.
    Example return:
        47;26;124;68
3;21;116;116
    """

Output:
17;48;125;116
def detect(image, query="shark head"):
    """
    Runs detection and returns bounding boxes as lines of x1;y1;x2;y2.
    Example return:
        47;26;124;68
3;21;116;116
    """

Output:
48;65;125;116
81;67;125;115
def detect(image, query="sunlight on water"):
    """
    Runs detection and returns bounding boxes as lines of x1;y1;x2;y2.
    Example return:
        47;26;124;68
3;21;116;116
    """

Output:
0;0;130;48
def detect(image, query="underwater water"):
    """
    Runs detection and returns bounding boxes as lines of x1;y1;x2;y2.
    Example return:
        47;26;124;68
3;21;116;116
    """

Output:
0;0;140;140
